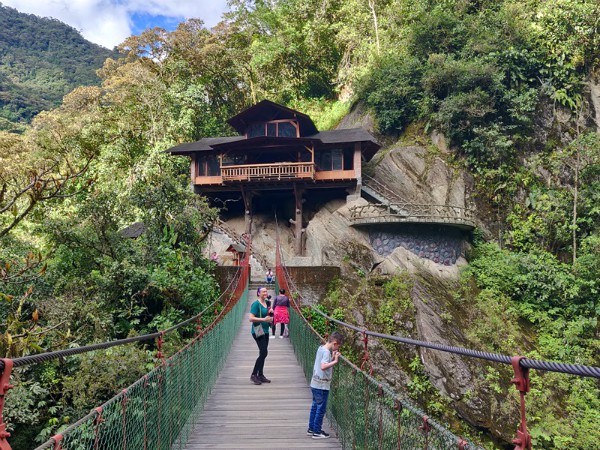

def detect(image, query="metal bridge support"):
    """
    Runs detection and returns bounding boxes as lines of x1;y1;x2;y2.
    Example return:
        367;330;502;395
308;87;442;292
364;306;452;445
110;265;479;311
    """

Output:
0;359;14;450
511;356;532;450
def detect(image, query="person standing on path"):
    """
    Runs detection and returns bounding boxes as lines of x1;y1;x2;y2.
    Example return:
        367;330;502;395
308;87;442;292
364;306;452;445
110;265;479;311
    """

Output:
272;289;290;338
249;286;273;385
307;331;343;439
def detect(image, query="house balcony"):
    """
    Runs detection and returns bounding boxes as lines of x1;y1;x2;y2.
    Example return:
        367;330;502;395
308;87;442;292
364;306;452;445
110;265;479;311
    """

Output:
222;162;316;182
194;162;358;187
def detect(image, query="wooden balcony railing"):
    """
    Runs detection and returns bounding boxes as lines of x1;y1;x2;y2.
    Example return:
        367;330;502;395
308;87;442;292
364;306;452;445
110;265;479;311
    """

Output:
221;162;315;182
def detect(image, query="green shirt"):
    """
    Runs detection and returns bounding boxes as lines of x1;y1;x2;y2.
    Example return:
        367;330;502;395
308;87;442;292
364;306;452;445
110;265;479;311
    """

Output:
250;300;270;335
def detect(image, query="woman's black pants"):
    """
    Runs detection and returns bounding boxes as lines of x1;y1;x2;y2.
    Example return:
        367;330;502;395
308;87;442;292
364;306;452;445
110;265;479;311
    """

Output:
251;334;269;376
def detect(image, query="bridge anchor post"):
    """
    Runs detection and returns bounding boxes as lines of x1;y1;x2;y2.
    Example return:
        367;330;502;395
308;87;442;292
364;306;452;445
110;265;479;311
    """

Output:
511;356;532;450
0;359;14;450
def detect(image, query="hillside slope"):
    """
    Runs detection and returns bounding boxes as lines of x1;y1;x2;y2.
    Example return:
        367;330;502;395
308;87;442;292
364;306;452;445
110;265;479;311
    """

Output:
0;4;117;127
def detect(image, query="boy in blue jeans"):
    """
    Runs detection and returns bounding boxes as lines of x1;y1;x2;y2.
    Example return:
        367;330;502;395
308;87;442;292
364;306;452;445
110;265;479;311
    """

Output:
307;331;343;439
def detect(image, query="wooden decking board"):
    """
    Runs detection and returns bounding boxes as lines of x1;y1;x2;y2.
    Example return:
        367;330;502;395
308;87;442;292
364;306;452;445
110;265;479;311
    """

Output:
184;298;341;450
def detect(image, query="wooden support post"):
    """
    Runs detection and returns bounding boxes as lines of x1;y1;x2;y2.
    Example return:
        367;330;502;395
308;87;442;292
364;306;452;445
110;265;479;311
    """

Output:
241;187;254;236
354;142;362;193
293;184;304;256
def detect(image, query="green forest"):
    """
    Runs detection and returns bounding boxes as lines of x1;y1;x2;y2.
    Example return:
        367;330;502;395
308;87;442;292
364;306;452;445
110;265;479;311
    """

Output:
0;4;117;129
1;0;599;448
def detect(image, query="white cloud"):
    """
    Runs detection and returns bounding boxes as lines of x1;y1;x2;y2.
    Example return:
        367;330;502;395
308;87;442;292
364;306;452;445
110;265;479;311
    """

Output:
2;0;229;48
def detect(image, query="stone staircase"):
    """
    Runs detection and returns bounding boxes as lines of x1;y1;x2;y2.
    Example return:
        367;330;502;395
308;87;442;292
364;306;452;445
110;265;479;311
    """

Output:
360;174;411;214
213;219;269;281
355;174;475;229
247;281;278;303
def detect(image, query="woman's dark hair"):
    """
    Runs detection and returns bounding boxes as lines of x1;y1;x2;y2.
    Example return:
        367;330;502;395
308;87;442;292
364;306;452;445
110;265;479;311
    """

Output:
279;289;286;295
257;286;266;296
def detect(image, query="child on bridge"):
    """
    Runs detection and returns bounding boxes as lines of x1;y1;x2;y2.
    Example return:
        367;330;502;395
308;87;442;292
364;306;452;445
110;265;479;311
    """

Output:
307;331;343;439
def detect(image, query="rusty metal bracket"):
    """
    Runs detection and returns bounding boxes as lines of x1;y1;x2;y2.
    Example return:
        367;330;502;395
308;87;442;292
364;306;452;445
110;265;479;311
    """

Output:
457;438;469;449
156;331;165;362
419;415;431;434
93;406;104;449
420;415;431;450
51;434;63;450
196;316;203;338
359;331;373;375
511;356;532;450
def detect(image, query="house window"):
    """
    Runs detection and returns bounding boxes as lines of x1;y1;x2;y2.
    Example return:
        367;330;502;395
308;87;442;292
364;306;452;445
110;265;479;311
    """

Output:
331;149;343;170
316;148;349;171
197;155;221;176
278;122;296;137
248;123;265;138
222;154;246;166
246;120;298;138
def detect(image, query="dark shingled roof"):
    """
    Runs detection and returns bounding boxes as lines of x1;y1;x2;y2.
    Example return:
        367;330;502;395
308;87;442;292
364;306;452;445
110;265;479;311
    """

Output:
166;129;380;157
165;100;381;160
226;243;246;253
167;136;244;155
314;129;380;160
210;135;321;151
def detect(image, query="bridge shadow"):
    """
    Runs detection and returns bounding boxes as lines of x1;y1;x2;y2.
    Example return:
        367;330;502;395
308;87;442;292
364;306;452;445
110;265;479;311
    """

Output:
185;296;341;449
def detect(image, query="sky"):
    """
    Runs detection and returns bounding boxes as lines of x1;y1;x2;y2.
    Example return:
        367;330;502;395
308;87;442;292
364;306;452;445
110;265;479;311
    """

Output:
2;0;231;49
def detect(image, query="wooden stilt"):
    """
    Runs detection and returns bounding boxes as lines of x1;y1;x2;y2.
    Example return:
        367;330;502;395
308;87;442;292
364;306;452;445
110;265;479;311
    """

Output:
241;187;254;236
294;185;304;256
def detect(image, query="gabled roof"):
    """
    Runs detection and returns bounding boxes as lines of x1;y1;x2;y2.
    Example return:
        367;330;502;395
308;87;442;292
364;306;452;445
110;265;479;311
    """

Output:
167;129;380;160
210;135;320;151
167;136;244;155
165;100;381;160
226;243;246;253
227;100;318;136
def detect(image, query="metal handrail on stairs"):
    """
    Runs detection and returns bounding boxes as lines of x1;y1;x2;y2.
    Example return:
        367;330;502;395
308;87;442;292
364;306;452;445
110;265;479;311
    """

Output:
362;174;413;206
357;174;475;228
213;219;269;273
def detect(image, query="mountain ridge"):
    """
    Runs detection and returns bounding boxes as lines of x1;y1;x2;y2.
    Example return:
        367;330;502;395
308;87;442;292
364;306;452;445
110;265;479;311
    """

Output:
0;3;117;128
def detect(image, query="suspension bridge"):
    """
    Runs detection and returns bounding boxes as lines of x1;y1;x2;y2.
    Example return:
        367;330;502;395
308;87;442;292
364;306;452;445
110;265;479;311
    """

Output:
1;236;599;450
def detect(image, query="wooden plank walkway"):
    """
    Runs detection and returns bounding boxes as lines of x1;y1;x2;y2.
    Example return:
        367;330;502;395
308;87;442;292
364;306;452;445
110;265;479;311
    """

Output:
185;296;341;449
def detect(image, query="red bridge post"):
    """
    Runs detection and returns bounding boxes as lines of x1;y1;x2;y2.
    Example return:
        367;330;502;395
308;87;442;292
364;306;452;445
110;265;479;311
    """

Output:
0;359;14;450
419;415;431;450
511;356;532;450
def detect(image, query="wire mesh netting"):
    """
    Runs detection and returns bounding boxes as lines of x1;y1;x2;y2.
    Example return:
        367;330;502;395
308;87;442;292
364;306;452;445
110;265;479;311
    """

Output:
289;307;482;450
34;286;248;450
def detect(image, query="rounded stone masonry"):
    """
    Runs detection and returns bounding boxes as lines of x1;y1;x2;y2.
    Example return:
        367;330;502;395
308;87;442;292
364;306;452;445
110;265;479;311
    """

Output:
369;225;466;266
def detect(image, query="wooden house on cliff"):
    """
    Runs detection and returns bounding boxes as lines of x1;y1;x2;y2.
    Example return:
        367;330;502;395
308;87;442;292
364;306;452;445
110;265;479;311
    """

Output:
166;100;380;255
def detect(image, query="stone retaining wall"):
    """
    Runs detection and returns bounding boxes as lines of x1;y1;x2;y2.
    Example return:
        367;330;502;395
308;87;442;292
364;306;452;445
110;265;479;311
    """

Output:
283;266;340;304
369;225;466;266
213;266;244;293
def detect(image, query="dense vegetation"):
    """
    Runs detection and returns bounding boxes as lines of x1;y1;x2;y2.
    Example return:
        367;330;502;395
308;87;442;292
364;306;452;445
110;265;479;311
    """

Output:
0;4;117;129
1;0;599;448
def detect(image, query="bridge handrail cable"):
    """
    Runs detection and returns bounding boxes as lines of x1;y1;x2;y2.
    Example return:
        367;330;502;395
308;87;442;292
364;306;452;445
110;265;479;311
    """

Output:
273;219;478;448
28;239;253;450
0;262;244;372
273;217;600;450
